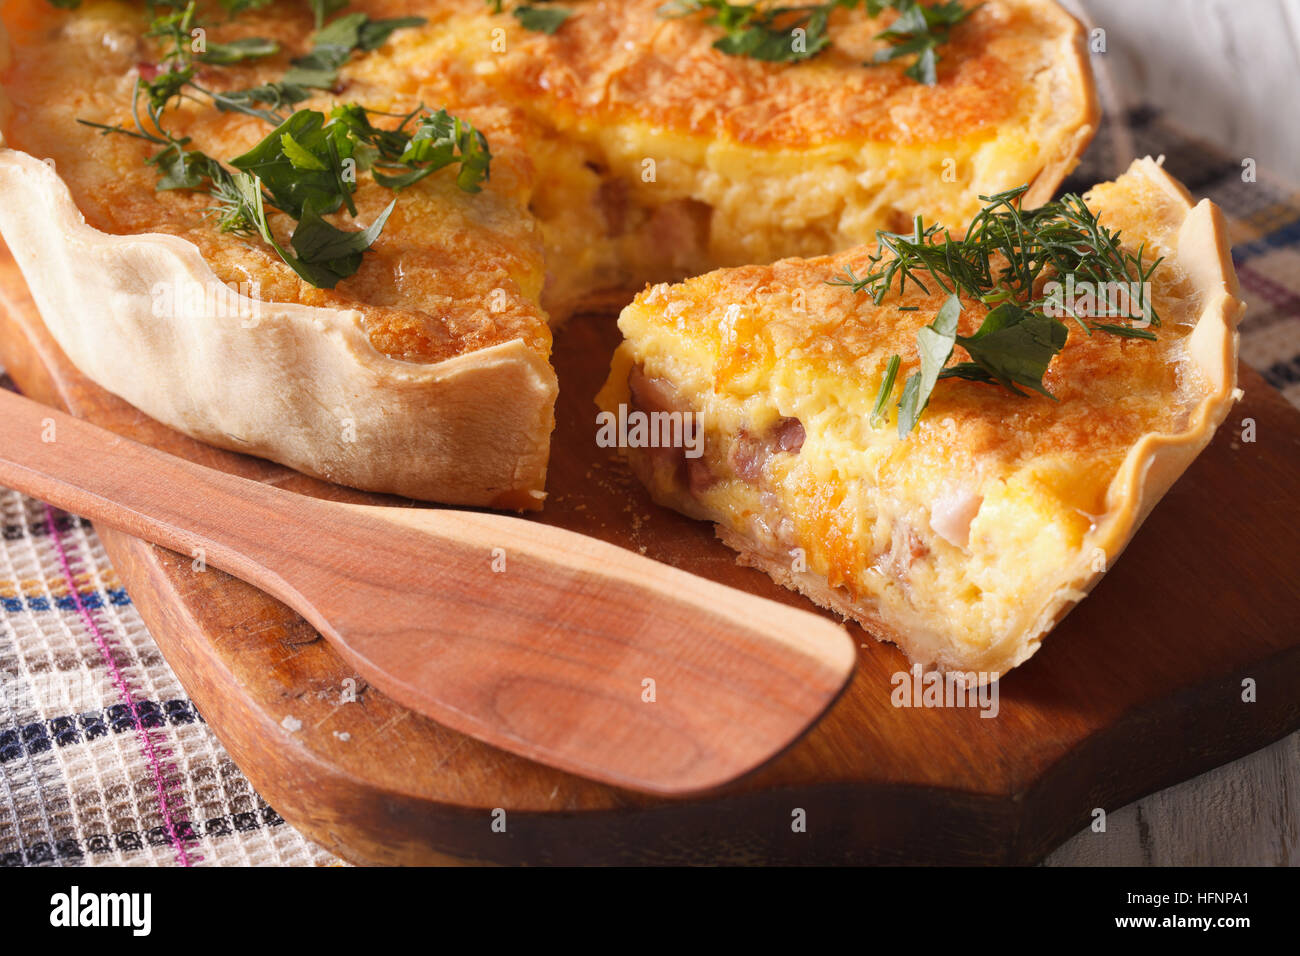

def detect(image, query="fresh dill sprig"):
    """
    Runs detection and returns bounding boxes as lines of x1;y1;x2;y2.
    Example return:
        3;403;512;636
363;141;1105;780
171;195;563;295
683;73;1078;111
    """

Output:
832;184;1163;332
830;185;1165;436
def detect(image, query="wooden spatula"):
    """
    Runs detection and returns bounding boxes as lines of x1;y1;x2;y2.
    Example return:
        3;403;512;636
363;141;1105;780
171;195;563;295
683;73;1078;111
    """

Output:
0;387;855;795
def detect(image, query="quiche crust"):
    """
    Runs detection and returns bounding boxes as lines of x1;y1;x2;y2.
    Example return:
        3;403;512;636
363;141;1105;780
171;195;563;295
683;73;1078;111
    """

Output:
0;148;557;508
599;158;1245;680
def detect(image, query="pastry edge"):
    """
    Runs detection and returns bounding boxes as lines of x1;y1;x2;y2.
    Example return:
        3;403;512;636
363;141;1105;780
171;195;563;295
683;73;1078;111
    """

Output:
1020;0;1101;208
996;157;1246;681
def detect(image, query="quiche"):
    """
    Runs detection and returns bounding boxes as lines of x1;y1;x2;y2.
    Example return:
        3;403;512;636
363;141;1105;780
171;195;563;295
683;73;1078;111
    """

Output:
0;0;1095;507
597;159;1245;679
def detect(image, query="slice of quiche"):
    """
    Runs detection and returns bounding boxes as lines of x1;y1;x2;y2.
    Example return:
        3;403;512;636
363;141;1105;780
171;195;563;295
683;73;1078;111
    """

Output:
0;0;1094;508
598;159;1245;679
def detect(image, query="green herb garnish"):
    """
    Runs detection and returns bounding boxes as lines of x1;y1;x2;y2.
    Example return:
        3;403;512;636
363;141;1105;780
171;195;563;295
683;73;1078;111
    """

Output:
198;36;281;65
78;3;481;290
87;93;490;288
939;302;1068;397
147;2;279;67
838;185;1164;436
360;108;493;193
281;12;427;90
204;82;314;124
894;293;960;435
218;0;277;16
512;5;574;34
869;354;900;427
869;0;970;84
659;0;838;63
658;0;974;79
306;0;350;29
229;109;360;217
233;172;395;289
486;1;575;34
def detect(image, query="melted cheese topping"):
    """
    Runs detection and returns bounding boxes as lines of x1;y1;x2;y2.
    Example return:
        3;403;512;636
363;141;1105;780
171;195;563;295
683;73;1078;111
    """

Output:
0;0;1090;359
600;165;1204;657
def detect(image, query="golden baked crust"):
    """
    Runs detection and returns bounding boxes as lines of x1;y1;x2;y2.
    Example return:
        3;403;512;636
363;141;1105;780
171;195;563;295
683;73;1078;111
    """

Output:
0;0;1097;508
599;159;1245;679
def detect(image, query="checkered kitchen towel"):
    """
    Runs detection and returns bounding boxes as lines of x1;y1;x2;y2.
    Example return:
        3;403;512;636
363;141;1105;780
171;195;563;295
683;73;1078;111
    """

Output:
2;101;1299;867
0;495;340;867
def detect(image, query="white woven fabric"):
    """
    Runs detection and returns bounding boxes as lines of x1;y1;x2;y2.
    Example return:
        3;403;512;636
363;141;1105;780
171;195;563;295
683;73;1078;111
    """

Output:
0;482;340;866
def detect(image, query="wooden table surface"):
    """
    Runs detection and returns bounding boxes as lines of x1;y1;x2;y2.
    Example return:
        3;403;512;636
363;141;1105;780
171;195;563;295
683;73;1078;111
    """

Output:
1045;0;1300;866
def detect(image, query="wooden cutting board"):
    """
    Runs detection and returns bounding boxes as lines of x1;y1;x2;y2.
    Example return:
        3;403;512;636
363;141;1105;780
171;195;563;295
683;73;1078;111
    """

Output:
2;248;1298;865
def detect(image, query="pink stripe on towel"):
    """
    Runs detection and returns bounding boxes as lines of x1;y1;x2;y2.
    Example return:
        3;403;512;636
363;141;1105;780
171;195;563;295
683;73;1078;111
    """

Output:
43;503;197;866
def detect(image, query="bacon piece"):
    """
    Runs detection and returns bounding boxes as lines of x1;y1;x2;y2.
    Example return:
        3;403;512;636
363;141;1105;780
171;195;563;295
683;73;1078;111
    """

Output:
626;364;803;498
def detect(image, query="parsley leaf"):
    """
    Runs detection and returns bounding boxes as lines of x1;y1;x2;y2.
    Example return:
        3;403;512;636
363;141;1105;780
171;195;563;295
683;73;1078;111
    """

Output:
319;104;493;192
280;129;329;171
228;110;357;218
659;0;973;77
875;293;1072;439
895;293;960;437
325;103;409;168
220;172;393;289
282;13;427;90
512;6;574;34
940;302;1067;398
151;144;212;192
871;0;973;84
306;0;350;30
289;199;396;285
281;25;356;88
661;0;835;63
382;110;492;192
357;16;427;49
